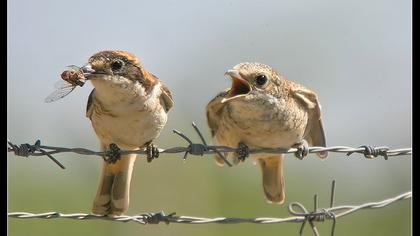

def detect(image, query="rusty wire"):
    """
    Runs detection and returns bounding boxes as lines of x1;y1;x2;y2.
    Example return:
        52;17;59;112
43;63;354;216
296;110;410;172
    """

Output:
7;123;412;170
7;180;411;236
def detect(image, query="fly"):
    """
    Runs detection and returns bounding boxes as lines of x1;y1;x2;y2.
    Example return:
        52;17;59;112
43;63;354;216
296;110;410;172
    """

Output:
45;65;87;103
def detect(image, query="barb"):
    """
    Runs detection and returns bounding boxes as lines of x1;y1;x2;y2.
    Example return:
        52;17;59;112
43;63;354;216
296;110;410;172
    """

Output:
7;139;65;169
173;122;232;166
288;180;337;236
8;189;411;235
7;123;411;166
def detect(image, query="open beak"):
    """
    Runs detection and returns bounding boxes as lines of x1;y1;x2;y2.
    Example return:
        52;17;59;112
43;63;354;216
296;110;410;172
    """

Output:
221;69;251;103
81;64;96;78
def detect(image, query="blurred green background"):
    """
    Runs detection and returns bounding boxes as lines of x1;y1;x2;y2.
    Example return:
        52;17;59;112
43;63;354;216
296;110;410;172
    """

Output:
7;0;411;235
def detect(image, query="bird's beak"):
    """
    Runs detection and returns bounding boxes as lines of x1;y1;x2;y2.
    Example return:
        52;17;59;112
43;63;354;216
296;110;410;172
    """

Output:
221;69;251;103
81;64;96;78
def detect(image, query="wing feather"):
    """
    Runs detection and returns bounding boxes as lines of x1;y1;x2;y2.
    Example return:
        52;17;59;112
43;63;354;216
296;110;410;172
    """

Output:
149;73;173;112
86;89;96;118
206;90;229;137
292;87;328;158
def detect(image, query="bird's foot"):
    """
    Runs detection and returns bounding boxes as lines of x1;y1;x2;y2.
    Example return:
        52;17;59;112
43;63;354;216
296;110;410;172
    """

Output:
236;142;249;162
146;143;159;163
104;143;121;164
293;139;309;160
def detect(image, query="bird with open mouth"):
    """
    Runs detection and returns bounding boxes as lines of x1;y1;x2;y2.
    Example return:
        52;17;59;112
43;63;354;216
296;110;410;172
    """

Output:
206;62;327;204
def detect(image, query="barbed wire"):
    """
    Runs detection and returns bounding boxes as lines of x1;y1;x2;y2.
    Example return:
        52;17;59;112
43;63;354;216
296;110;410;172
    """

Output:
7;123;412;235
7;123;412;169
8;180;411;236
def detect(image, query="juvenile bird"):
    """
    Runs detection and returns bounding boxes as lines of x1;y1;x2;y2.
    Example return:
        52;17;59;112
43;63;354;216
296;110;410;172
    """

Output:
80;50;173;215
206;62;327;204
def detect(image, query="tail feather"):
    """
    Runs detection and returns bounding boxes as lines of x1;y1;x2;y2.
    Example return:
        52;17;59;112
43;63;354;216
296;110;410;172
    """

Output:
258;155;285;204
92;144;137;216
110;158;135;215
91;164;113;215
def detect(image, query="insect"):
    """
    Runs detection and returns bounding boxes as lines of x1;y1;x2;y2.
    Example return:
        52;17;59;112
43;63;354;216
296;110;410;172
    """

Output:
45;65;87;103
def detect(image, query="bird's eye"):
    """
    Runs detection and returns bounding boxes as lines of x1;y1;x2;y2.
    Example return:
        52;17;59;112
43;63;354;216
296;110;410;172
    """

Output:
255;75;268;86
111;60;124;71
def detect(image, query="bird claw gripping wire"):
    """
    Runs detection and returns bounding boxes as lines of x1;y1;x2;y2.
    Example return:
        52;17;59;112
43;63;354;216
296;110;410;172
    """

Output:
145;143;159;163
104;143;122;164
172;122;233;167
7;140;65;169
293;139;310;160
236;142;249;162
139;211;176;225
346;145;389;160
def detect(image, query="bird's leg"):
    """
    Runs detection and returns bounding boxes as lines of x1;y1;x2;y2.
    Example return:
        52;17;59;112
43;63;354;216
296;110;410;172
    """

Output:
292;139;309;159
104;143;122;164
145;142;159;163
236;142;250;162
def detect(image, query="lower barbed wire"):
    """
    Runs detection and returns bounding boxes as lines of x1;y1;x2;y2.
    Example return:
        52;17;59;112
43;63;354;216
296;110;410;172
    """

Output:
8;191;411;225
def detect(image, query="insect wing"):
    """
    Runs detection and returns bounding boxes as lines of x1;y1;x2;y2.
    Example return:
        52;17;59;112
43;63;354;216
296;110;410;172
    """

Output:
53;79;74;89
45;80;76;103
66;65;81;71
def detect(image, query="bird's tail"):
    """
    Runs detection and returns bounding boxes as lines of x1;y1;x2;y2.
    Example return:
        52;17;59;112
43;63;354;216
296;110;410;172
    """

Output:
258;155;285;204
92;144;137;216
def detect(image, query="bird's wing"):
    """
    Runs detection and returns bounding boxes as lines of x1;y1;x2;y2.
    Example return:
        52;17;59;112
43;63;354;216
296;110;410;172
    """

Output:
86;89;96;119
206;89;229;137
291;87;328;158
159;82;174;112
150;73;173;112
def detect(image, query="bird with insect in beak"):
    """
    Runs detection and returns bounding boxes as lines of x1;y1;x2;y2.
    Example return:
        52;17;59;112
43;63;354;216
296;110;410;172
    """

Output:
79;50;173;216
206;62;327;204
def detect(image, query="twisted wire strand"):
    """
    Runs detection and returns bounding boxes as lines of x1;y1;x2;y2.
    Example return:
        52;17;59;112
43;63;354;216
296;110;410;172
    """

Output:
7;124;412;165
7;123;411;235
8;191;411;225
7;144;412;158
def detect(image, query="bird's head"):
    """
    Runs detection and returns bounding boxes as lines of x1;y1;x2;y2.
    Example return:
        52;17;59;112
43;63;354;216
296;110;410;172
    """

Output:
221;62;284;103
81;50;157;94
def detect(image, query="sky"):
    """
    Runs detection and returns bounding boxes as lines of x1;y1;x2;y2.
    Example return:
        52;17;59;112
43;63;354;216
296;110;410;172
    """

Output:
7;0;411;235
